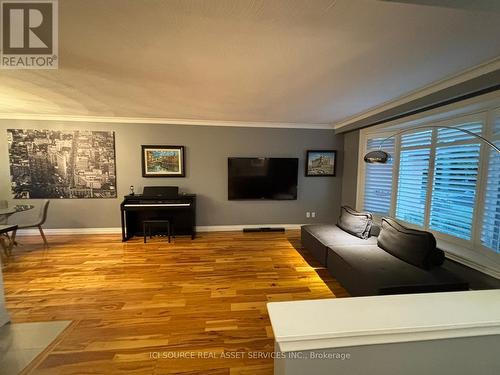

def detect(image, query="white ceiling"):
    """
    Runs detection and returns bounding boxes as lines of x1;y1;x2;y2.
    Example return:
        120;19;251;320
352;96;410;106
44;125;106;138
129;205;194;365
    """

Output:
1;0;500;128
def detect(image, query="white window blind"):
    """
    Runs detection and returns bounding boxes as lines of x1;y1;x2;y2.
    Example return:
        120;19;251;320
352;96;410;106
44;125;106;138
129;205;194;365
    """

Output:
363;137;394;215
481;116;500;253
395;130;432;226
400;129;432;148
430;143;481;240
437;122;483;143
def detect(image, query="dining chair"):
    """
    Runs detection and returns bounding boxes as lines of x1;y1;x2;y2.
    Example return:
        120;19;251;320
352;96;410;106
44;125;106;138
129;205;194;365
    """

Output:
0;224;18;258
13;200;50;247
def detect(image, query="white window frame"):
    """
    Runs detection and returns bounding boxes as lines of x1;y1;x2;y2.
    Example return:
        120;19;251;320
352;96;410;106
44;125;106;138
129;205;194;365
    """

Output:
476;107;500;255
423;112;486;243
395;129;433;227
356;131;398;216
356;92;500;278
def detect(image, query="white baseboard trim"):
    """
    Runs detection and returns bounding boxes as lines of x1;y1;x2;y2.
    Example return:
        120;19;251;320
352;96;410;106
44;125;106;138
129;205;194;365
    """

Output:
0;114;331;130
17;227;122;235
17;224;304;236
437;239;500;280
445;252;500;280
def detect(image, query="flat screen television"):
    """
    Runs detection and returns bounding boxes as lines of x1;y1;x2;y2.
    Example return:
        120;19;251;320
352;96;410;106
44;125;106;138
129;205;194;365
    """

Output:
228;157;298;200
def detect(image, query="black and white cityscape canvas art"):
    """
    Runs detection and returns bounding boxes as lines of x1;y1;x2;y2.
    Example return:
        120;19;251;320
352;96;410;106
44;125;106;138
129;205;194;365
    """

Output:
7;129;117;199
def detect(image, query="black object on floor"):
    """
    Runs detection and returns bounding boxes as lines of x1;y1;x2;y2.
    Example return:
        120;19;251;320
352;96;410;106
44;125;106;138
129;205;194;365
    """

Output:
243;227;285;233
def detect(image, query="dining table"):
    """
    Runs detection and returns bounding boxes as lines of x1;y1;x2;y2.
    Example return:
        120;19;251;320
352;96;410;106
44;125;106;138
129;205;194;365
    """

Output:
0;204;34;224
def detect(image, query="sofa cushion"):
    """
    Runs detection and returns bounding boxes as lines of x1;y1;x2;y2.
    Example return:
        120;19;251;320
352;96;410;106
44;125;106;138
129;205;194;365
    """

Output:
303;225;378;247
301;224;378;266
337;206;373;239
377;217;444;269
326;245;468;296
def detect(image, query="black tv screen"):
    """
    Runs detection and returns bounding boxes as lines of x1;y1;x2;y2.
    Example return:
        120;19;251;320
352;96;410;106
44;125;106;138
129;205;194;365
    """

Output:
228;158;298;200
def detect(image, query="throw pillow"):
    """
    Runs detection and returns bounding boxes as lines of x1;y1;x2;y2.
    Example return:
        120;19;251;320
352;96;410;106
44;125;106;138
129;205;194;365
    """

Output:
337;206;373;239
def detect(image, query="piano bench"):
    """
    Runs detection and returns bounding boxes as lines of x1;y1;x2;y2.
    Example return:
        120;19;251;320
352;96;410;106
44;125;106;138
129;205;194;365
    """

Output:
143;220;172;243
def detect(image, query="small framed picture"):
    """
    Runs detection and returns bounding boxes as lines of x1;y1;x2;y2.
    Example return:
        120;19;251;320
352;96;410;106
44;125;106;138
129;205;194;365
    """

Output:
305;150;337;177
141;145;185;177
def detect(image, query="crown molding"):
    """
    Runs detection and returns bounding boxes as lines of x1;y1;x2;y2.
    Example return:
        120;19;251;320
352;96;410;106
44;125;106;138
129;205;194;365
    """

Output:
0;113;333;130
332;57;500;130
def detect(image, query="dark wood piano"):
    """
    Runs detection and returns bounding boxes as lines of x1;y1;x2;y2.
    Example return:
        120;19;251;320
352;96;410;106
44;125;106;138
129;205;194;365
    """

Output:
120;186;196;241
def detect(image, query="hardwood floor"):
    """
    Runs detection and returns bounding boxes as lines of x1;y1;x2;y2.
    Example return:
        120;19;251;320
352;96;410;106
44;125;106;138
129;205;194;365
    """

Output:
2;230;348;374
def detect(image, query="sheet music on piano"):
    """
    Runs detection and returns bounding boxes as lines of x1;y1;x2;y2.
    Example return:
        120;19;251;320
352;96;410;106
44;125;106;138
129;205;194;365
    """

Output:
120;186;196;241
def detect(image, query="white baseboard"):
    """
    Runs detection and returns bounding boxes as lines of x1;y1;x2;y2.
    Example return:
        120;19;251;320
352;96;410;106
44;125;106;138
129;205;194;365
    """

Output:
445;252;500;280
17;227;122;235
17;224;304;236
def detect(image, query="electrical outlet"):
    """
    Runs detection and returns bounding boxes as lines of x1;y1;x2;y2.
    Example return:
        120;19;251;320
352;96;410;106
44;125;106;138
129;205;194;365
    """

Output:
311;212;316;218
306;212;311;218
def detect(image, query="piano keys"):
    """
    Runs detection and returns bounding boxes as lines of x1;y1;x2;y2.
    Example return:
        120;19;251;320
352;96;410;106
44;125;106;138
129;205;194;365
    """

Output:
120;187;196;241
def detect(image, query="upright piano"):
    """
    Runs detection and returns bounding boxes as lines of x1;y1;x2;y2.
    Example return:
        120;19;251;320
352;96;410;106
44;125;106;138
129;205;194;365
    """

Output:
120;186;196;241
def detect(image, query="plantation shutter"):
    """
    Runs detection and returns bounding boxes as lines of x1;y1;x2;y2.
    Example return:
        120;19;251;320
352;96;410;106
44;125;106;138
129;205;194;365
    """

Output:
395;130;432;226
429;123;482;240
481;116;500;253
363;137;394;215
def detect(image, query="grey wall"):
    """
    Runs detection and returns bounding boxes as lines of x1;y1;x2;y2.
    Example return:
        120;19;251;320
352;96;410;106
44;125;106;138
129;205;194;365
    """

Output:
340;130;359;208
276;335;500;375
0;120;343;228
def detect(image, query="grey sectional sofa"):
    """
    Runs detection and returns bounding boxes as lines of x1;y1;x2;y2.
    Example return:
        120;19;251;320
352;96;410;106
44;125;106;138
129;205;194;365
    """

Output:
301;208;469;296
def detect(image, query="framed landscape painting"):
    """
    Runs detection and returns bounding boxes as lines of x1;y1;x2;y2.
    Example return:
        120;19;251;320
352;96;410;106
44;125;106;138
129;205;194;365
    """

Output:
142;145;185;177
305;150;337;177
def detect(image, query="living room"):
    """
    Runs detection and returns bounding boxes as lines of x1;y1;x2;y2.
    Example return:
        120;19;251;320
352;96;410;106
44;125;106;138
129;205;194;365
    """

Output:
0;1;499;374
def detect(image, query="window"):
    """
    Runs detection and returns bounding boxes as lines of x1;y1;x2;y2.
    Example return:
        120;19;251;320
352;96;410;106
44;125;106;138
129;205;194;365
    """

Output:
358;99;500;276
360;113;500;257
395;130;431;226
429;123;482;240
362;137;394;215
429;143;480;240
481;114;500;253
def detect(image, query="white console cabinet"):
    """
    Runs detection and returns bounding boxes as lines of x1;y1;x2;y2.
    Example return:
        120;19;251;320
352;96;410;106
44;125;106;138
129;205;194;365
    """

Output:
268;290;500;375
